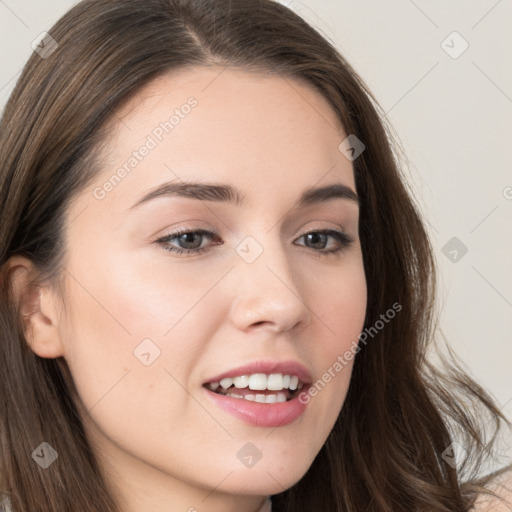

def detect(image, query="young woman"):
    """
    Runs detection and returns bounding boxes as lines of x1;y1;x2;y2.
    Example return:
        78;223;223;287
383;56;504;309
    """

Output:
0;1;510;511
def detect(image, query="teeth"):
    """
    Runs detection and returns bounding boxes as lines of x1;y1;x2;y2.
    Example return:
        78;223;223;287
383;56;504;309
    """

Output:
220;391;288;403
220;377;233;389
245;373;301;391
233;375;250;388
248;373;268;390
206;373;304;393
267;373;283;390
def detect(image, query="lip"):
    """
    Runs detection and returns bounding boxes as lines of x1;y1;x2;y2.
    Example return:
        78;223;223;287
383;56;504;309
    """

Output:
202;359;313;427
203;359;313;385
203;386;310;427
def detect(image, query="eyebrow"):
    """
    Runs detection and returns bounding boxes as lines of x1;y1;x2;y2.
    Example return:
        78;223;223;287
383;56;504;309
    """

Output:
128;180;360;211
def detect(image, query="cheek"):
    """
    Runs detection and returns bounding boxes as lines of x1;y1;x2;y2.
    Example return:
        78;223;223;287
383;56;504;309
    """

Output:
59;242;229;415
58;259;184;415
302;259;366;440
60;268;209;457
314;256;367;357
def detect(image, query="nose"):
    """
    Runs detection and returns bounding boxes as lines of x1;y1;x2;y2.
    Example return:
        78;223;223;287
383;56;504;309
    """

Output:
228;235;312;334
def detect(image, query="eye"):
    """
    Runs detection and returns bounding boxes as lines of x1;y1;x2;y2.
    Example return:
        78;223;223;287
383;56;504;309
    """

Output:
156;228;221;255
156;228;354;256
295;229;355;254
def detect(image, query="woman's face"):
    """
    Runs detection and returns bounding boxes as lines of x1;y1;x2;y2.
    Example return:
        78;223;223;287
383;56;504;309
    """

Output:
54;66;367;511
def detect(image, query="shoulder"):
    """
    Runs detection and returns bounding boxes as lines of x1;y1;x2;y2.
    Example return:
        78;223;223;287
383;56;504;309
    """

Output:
0;494;13;512
258;497;272;512
471;469;512;511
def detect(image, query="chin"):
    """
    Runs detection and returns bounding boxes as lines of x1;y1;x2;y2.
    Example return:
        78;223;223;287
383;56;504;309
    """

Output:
218;458;312;496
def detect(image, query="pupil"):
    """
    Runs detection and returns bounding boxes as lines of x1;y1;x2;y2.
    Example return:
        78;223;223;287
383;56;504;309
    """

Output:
306;232;326;249
180;233;201;249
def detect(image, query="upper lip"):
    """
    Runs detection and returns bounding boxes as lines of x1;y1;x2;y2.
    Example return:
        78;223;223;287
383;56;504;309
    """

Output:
203;360;313;385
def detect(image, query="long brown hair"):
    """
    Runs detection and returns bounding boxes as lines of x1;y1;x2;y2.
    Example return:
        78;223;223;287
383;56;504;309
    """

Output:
0;1;510;511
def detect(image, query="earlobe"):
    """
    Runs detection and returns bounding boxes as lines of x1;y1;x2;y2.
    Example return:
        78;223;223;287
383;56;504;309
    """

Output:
3;255;65;359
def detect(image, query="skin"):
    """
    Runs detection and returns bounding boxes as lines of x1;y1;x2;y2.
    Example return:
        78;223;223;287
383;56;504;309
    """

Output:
8;66;367;512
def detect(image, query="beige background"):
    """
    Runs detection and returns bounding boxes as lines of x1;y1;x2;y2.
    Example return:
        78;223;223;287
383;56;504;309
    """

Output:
1;0;511;466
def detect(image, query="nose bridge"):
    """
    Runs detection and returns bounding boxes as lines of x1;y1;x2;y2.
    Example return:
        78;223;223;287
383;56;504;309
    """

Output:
229;230;311;331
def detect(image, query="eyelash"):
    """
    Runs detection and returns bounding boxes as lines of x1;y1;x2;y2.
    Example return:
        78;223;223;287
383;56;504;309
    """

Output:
156;228;355;257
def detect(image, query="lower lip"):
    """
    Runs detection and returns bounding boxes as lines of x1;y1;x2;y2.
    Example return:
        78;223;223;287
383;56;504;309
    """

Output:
203;387;310;427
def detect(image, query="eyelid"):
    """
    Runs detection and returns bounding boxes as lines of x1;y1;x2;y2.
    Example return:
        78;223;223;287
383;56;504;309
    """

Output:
155;224;355;257
156;221;351;243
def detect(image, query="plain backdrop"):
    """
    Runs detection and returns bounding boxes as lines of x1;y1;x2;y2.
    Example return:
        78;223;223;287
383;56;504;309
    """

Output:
1;0;511;466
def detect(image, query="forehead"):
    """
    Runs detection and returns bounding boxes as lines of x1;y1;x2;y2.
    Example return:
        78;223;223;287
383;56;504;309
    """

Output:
78;66;355;218
113;65;343;137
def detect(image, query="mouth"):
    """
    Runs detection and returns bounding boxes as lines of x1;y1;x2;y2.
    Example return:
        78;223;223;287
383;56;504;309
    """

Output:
202;362;313;427
203;373;307;404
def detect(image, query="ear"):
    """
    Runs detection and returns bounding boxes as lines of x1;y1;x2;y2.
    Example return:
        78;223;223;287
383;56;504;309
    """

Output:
3;255;65;358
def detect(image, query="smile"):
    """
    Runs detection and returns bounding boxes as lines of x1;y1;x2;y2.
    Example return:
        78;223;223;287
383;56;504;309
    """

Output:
205;373;305;403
